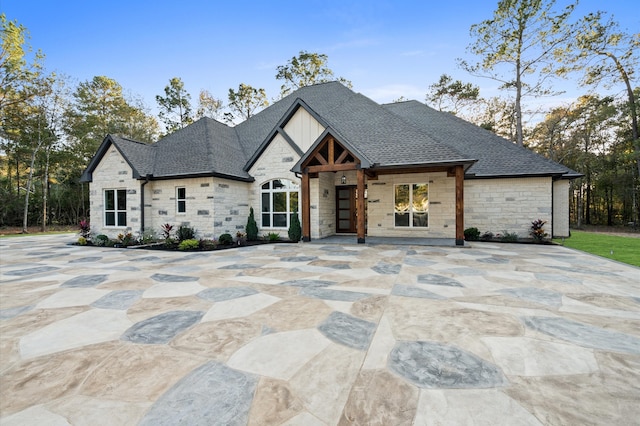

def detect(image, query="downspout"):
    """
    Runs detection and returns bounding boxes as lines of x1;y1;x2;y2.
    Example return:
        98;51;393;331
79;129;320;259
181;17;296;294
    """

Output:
551;178;554;238
140;174;151;236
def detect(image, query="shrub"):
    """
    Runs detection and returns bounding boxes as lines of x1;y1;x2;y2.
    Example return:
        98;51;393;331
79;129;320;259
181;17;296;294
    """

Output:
266;232;280;242
480;231;494;241
95;234;109;246
77;236;87;246
500;231;519;242
246;208;259;241
288;213;302;242
160;223;174;240
464;227;480;241
218;233;233;245
176;225;196;242
79;220;91;239
530;219;548;242
178;239;200;251
199;239;217;250
117;232;135;246
139;228;156;244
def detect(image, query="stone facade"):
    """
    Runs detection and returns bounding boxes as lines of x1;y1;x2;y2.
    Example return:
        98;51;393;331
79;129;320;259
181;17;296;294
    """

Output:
464;177;553;238
89;146;141;239
552;180;570;238
366;172;456;239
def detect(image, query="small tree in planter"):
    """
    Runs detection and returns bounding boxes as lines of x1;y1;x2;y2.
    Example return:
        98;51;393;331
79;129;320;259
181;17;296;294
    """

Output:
288;213;302;242
246;207;259;241
530;219;548;242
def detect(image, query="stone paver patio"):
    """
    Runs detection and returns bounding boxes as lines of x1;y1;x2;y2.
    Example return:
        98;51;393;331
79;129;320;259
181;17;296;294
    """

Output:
1;234;639;425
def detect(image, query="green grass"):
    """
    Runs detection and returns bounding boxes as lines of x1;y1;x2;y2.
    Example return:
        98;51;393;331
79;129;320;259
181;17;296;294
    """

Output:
554;231;640;267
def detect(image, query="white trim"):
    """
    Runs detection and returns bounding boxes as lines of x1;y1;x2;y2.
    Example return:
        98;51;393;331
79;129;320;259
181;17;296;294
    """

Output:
393;183;429;228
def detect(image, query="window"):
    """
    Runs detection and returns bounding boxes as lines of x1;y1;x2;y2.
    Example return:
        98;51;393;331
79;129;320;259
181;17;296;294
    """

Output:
177;187;186;213
104;189;127;227
261;179;299;228
394;184;428;227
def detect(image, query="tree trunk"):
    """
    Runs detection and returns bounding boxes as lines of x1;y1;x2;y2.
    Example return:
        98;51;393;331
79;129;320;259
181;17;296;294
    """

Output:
41;147;50;232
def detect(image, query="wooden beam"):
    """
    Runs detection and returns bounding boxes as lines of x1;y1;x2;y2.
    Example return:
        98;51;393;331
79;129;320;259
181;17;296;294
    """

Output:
328;137;335;165
357;168;366;243
335;149;349;164
306;163;358;173
374;166;452;176
302;172;311;242
455;164;464;246
314;152;328;165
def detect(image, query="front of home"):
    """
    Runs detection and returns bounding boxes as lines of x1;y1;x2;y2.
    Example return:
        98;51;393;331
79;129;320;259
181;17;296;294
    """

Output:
81;82;579;245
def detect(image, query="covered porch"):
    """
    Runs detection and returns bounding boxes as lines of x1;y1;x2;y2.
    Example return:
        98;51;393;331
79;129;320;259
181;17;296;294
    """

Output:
294;132;472;246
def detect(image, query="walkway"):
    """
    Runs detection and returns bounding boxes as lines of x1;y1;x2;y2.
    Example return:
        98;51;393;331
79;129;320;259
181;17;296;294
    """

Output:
1;234;639;425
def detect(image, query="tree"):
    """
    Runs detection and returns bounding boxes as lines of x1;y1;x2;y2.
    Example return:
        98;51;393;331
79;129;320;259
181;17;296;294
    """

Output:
227;83;268;122
470;96;518;142
275;50;352;98
66;76;157;165
460;0;576;146
246;207;258;241
156;77;193;133
557;11;640;180
426;74;480;115
0;13;44;114
195;89;224;120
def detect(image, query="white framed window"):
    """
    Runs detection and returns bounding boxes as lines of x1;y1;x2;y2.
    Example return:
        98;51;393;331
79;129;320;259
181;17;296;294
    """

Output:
177;187;186;213
261;179;299;228
394;183;428;227
104;189;127;227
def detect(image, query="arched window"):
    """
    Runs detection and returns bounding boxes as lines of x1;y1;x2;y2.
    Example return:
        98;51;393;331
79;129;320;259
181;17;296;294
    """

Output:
261;179;299;228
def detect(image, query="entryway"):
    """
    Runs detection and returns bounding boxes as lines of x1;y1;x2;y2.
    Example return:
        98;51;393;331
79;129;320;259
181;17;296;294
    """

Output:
336;186;357;233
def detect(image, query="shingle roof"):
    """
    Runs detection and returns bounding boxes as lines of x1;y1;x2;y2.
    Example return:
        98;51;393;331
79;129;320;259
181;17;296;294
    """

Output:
82;82;579;183
382;100;580;178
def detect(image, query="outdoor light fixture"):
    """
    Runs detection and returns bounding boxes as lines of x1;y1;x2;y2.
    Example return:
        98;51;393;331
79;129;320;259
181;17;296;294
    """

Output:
341;174;347;185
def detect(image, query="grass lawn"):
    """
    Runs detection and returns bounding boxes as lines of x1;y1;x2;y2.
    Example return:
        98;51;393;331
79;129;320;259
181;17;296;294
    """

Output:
554;231;640;268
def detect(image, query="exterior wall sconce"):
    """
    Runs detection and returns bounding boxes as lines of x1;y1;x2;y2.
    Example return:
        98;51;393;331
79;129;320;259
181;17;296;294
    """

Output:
341;174;347;185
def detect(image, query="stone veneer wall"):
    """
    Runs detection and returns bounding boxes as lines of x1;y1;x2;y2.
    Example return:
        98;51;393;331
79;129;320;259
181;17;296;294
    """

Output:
366;172;456;239
310;173;336;239
145;177;251;239
248;133;302;237
89;146;141;239
552;179;570;238
464;176;552;238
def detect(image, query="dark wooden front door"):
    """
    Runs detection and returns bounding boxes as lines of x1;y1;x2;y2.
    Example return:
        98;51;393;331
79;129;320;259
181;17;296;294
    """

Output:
336;186;357;233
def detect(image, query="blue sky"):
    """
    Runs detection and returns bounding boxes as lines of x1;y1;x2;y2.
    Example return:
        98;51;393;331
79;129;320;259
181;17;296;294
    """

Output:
2;0;638;118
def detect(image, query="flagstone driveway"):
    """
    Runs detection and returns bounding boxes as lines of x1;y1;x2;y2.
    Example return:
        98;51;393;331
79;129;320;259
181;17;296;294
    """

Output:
1;234;639;425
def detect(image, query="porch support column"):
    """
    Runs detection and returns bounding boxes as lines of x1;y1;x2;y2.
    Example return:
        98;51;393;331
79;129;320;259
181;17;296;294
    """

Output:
302;171;311;242
455;164;464;246
357;168;365;243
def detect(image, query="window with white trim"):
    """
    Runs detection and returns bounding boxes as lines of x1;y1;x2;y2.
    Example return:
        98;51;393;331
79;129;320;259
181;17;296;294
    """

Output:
104;189;127;227
394;183;428;227
177;187;186;213
261;179;299;228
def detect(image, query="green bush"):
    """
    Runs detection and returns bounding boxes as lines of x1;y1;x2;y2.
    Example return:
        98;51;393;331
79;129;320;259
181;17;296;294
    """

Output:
500;231;519;242
199;239;217;250
266;232;280;242
288;213;302;242
176;225;196;242
480;231;494;241
77;236;87;246
218;233;233;245
246;207;259;241
464;227;480;241
178;239;200;251
95;234;109;246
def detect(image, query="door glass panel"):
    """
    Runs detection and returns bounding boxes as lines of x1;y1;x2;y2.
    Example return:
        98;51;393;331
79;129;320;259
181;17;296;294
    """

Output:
339;210;350;219
338;199;350;209
339;220;350;228
338;189;350;198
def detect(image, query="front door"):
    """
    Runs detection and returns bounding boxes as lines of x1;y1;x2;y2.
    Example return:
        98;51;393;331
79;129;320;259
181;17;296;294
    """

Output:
336;186;357;233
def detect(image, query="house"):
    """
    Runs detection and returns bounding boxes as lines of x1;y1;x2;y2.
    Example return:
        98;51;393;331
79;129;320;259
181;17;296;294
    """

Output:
80;82;580;245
